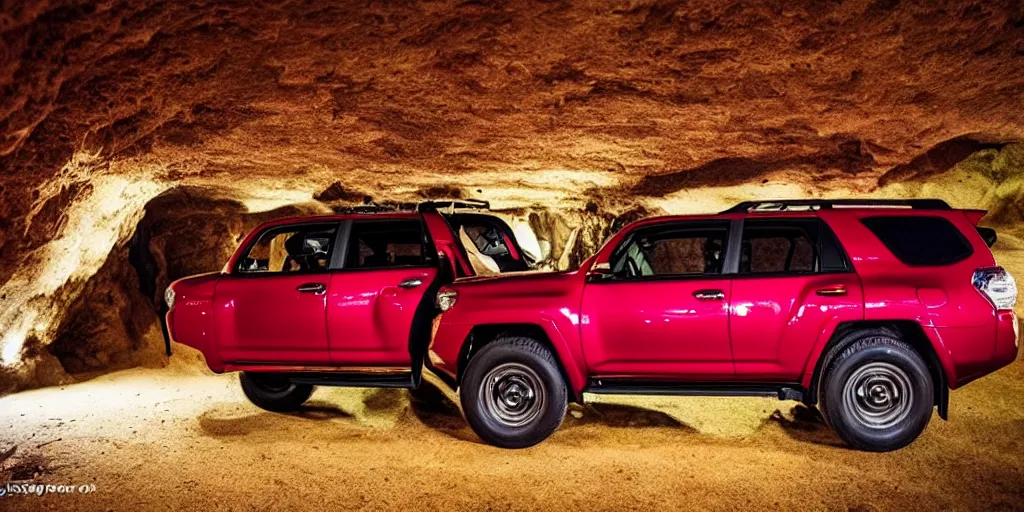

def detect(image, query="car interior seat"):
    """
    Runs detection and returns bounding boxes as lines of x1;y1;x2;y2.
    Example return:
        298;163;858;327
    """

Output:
283;233;313;271
460;226;501;275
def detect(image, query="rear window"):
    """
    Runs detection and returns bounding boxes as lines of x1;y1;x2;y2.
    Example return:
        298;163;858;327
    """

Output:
861;216;973;266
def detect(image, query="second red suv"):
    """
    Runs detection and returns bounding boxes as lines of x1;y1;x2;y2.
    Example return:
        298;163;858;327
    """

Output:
164;200;532;408
428;199;1018;451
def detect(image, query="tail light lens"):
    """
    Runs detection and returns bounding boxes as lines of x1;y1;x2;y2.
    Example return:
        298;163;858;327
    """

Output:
973;267;1017;310
436;288;458;312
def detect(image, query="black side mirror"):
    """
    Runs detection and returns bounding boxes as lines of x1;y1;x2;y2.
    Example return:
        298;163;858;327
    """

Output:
586;262;614;283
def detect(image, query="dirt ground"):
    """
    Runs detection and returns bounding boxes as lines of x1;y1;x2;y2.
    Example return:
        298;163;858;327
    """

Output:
2;350;1023;512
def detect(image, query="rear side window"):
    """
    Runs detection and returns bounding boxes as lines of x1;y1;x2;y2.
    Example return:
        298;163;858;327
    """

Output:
741;219;818;274
740;219;851;275
346;220;430;269
861;216;972;266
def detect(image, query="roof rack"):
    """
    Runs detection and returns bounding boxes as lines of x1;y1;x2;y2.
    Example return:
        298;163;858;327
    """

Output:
720;199;952;214
331;204;401;214
417;199;491;213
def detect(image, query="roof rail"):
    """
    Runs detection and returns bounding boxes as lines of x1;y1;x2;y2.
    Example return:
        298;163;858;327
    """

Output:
331;204;402;214
417;199;491;213
720;199;952;214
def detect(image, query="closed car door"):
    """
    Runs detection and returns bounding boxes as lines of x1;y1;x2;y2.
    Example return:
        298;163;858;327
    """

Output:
214;222;340;364
581;220;734;376
729;218;863;379
327;218;439;366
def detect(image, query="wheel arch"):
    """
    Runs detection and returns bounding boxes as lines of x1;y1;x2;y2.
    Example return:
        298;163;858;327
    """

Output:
456;323;582;402
805;320;949;420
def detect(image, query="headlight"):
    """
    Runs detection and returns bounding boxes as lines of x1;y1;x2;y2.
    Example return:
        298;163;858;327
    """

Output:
436;289;458;312
164;286;176;310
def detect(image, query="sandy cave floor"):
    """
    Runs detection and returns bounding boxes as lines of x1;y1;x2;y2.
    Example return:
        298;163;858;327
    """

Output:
2;351;1024;511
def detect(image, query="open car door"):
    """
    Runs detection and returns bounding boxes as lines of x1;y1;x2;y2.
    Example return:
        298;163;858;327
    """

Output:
419;199;536;273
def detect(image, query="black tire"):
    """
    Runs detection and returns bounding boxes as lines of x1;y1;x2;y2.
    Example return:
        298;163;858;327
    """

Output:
819;331;933;452
240;372;314;412
460;337;568;448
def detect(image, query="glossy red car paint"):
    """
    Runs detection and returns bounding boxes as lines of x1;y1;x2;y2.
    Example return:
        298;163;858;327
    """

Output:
165;272;222;370
166;211;476;374
429;207;1018;405
325;266;438;366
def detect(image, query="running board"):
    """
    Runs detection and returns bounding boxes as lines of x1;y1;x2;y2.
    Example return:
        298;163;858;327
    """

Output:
586;379;805;402
286;371;415;388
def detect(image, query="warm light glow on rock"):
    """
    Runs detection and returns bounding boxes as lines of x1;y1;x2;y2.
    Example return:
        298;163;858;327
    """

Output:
0;168;166;369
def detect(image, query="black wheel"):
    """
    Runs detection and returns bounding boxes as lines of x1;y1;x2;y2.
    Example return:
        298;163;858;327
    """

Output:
240;372;314;412
819;330;933;452
460;337;568;448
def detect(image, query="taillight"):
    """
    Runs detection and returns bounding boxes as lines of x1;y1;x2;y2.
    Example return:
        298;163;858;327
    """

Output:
972;267;1017;311
436;288;458;312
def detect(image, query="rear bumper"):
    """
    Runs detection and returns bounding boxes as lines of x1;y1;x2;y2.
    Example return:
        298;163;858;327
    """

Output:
994;310;1020;369
943;311;1018;388
166;308;225;373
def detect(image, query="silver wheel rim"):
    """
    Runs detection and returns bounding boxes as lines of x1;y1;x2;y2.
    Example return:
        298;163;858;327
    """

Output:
842;362;914;430
479;363;546;428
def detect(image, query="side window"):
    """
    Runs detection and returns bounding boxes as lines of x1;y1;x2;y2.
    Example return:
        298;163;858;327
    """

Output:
610;223;728;278
740;219;819;274
238;224;337;274
346;220;429;269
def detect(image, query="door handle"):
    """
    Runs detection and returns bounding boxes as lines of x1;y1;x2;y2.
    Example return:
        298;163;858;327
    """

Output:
693;289;725;301
816;286;847;297
296;282;326;294
398;278;423;289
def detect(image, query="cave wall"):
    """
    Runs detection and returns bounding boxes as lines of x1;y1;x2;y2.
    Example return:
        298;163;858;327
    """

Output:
2;143;1024;393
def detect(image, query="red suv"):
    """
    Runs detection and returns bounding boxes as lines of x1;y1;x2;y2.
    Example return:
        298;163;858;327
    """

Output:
165;200;532;408
428;199;1018;451
167;198;1017;452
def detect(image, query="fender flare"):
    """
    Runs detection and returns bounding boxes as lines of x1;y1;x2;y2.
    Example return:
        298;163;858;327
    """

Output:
800;319;953;419
457;316;588;399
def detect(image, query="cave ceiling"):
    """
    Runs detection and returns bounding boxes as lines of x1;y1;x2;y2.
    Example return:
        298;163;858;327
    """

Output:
3;0;1023;207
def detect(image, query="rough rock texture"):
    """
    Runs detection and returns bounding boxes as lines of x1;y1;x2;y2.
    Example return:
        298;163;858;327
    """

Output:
2;0;1024;389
